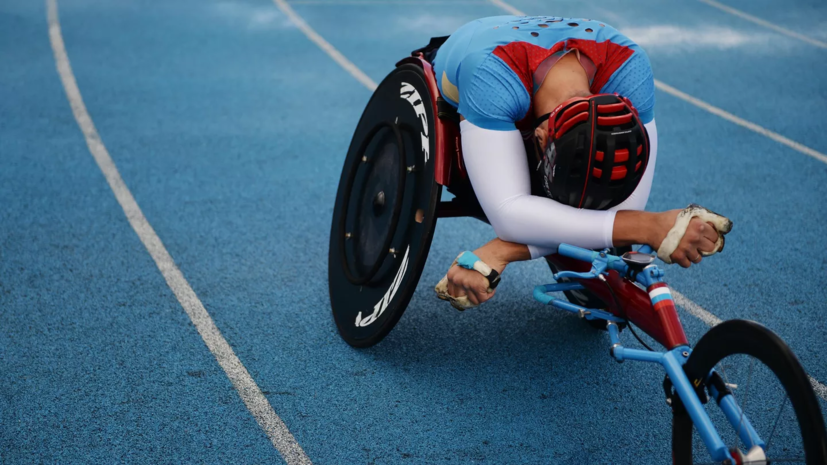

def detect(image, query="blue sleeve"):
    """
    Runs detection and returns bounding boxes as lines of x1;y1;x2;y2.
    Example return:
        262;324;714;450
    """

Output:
601;50;656;124
457;53;530;131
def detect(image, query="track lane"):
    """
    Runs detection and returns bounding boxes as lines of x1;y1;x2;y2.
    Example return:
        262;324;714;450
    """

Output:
698;0;827;48
492;0;827;395
576;0;827;157
5;0;823;463
278;0;820;460
1;1;288;462
45;1;310;462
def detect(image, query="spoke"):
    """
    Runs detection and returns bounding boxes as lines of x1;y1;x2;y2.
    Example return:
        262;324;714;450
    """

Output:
716;362;736;399
738;357;756;447
717;361;731;386
694;458;805;465
765;395;789;453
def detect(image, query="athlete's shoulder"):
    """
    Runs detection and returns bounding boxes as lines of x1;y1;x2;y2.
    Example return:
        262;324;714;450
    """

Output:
594;24;656;123
457;51;530;131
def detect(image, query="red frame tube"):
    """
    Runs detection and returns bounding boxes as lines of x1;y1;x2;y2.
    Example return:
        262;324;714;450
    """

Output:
547;255;688;349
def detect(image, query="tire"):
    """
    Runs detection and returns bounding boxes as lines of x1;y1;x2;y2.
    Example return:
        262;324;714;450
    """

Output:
672;320;827;464
328;63;441;348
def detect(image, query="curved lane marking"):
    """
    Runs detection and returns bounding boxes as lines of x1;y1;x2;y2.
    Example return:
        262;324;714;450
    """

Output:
275;0;827;403
46;1;312;462
491;0;827;403
487;0;522;16
291;0;487;4
672;289;827;401
490;0;827;166
652;81;827;165
699;0;827;49
273;0;376;91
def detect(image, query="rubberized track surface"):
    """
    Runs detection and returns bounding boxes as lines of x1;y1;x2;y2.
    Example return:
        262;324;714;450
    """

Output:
1;0;826;463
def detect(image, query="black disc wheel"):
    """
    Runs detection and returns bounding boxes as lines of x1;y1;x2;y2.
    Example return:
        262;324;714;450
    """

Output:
672;320;827;464
328;63;441;348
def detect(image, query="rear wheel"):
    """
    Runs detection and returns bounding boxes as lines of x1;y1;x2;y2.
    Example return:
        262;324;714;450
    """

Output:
328;63;441;348
673;320;827;464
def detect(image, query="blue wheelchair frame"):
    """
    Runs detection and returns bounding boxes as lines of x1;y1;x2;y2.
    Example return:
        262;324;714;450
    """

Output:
534;244;763;463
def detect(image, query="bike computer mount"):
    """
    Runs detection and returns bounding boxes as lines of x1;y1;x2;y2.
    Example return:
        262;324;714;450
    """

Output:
621;251;657;271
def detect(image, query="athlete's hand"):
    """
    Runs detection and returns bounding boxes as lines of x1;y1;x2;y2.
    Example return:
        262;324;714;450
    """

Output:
445;249;507;306
656;210;720;268
446;266;496;306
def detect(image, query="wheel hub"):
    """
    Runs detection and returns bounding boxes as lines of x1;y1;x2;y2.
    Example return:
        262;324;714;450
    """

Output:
373;190;386;216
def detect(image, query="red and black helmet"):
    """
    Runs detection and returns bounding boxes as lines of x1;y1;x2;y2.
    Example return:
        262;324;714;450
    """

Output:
534;94;650;210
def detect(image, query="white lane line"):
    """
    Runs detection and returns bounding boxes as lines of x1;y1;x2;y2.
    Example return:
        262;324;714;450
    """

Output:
46;1;312;462
291;0;486;4
493;0;827;405
811;378;827;401
672;288;827;401
653;80;827;165
278;0;827;404
486;0;827;166
488;0;522;16
699;0;827;49
273;0;376;91
671;289;723;327
490;0;827;403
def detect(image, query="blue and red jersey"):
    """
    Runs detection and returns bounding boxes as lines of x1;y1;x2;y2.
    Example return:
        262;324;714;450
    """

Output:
433;16;655;131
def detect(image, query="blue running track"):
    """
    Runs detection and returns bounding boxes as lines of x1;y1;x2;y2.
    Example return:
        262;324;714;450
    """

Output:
1;0;825;463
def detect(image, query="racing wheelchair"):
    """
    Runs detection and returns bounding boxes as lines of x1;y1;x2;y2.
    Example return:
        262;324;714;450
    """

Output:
327;43;827;464
328;38;632;349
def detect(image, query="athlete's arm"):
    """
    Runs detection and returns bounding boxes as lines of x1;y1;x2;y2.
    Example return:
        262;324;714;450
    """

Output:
523;120;659;257
446;119;718;305
460;119;661;258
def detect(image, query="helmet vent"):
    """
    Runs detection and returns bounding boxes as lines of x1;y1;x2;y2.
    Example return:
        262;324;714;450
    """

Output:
537;94;648;210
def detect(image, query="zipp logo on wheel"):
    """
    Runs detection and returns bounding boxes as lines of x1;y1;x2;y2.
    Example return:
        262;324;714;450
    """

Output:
354;246;410;327
331;63;441;348
400;82;429;164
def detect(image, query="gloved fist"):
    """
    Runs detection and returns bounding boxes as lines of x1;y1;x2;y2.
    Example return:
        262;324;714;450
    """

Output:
435;251;502;310
657;204;733;267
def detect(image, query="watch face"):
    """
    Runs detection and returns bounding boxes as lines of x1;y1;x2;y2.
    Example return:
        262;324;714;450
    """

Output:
622;251;656;266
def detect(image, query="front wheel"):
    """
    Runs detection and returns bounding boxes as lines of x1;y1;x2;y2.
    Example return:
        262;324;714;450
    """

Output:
672;320;827;464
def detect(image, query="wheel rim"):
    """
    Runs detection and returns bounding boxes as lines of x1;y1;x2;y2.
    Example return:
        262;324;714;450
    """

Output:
677;320;827;465
690;354;808;464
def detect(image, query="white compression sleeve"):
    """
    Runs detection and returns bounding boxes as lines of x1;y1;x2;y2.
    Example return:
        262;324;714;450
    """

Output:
460;119;658;259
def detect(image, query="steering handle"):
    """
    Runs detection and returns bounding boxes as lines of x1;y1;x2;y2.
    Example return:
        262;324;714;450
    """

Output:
553;259;608;281
557;244;598;263
554;270;598;280
556;244;631;276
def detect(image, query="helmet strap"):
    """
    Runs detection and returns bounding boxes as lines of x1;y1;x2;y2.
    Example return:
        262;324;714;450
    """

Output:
533;112;552;130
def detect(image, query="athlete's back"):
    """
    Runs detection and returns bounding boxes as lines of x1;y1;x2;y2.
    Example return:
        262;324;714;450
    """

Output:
433;16;655;131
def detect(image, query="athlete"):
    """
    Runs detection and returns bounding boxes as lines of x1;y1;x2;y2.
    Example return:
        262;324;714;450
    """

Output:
431;16;729;308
